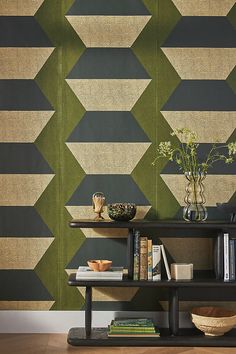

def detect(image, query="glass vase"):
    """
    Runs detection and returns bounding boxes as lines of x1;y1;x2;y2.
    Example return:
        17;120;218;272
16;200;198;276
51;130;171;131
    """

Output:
183;172;208;222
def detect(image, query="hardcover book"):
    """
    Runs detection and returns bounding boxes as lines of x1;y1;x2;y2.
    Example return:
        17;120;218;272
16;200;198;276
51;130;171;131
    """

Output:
76;266;123;280
161;244;171;280
109;328;155;333
139;237;148;280
108;331;160;337
133;230;140;280
224;233;229;281
230;239;235;281
152;245;161;281
148;239;153;280
214;235;224;280
112;318;154;327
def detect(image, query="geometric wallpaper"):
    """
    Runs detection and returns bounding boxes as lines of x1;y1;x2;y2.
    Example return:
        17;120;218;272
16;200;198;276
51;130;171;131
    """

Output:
161;0;236;215
0;0;235;312
0;1;55;310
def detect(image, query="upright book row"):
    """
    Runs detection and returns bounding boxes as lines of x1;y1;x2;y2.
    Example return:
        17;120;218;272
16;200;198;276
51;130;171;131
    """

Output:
133;230;171;281
215;232;236;281
224;233;236;281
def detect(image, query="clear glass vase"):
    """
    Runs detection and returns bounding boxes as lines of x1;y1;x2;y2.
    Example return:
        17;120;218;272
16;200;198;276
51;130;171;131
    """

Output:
183;172;208;222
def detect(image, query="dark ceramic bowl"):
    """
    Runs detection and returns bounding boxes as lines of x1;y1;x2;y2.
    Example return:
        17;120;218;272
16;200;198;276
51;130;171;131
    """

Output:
216;203;236;222
107;203;136;221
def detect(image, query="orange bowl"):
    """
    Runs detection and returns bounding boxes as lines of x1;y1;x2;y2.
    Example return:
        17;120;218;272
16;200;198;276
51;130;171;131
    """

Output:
87;260;112;272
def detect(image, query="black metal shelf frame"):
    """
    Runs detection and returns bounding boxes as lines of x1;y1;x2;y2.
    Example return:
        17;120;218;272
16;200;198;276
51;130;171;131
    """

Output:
68;219;236;347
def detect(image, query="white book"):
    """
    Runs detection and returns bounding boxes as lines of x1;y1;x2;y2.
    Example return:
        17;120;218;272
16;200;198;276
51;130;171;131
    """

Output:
76;277;123;281
161;245;171;280
224;233;230;281
148;239;153;280
152;245;161;281
76;266;123;280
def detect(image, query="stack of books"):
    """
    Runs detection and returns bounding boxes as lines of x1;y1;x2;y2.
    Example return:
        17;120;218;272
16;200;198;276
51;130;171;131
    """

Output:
133;230;171;281
108;318;160;337
76;266;123;280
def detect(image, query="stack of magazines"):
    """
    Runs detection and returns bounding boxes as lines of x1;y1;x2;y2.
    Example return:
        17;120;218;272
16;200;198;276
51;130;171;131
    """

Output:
108;318;160;337
76;266;123;280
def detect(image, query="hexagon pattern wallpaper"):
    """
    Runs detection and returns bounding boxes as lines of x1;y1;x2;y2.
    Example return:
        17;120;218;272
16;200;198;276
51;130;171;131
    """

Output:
0;0;236;311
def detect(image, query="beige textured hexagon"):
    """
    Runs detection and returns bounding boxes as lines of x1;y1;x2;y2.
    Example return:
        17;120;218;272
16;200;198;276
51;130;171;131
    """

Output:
0;174;54;206
0;111;54;142
172;0;235;16
0;0;44;15
160;238;213;270
0;301;54;310
161;174;236;207
0;238;54;269
78;287;139;302
65;206;151;238
161;111;236;143
161;48;236;80
65;270;138;302
66;16;151;47
66;142;151;174
0;48;54;79
160;301;236;313
66;79;151;111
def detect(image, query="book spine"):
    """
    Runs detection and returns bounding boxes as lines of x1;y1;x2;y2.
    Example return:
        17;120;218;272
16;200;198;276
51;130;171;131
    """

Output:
214;234;223;280
127;228;134;279
152;245;161;281
235;239;236;281
76;275;123;280
112;319;154;326
161;244;171;280
110;326;155;331
139;237;148;280
109;328;155;333
148;239;153;280
109;331;156;334
108;333;160;338
224;233;230;281
230;239;235;281
133;230;140;280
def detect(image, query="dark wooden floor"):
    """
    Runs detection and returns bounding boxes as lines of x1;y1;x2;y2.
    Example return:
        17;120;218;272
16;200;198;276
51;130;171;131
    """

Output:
0;334;236;354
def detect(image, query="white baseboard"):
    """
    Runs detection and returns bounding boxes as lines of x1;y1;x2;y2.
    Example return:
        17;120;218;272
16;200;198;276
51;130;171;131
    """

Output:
0;311;192;333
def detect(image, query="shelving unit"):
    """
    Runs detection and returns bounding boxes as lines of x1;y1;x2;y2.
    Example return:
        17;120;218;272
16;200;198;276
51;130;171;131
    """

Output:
68;219;236;347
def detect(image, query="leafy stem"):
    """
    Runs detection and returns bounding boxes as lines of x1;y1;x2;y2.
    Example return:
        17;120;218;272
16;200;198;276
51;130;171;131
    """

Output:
153;128;236;174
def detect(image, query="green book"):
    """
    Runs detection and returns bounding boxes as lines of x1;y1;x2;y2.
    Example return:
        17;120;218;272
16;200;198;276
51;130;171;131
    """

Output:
110;327;155;332
109;330;156;334
108;326;160;337
108;333;160;338
112;318;154;327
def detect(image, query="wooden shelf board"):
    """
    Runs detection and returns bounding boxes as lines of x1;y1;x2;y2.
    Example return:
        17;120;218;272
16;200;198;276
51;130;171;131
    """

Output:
69;219;236;230
68;272;236;288
67;328;236;347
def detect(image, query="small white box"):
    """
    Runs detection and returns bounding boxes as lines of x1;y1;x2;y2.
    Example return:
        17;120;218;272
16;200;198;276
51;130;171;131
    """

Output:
171;263;193;280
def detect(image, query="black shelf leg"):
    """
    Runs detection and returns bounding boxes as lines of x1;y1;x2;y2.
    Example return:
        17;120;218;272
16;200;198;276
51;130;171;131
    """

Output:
85;286;92;337
127;228;134;279
169;287;179;336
